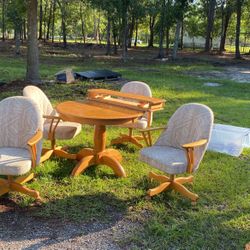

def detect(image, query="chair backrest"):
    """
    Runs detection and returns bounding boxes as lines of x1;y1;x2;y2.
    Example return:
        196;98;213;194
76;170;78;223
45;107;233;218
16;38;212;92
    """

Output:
0;96;43;163
155;103;214;172
23;85;54;123
121;81;153;125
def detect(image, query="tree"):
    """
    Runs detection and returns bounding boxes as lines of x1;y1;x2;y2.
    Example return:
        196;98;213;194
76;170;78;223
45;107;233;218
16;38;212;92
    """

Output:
235;0;244;58
172;0;190;59
2;0;6;41
204;0;216;52
26;0;40;83
7;0;26;55
219;0;234;52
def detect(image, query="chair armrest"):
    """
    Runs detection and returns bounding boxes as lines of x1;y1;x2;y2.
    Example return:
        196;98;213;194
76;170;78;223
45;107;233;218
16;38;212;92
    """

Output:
27;130;43;168
27;130;43;147
43;115;61;140
43;115;61;120
182;139;207;149
140;126;167;147
182;139;207;174
139;126;167;133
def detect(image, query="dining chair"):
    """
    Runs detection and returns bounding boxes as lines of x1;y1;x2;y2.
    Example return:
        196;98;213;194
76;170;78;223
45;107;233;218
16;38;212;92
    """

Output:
139;103;214;202
0;96;43;200
23;85;81;162
111;81;153;148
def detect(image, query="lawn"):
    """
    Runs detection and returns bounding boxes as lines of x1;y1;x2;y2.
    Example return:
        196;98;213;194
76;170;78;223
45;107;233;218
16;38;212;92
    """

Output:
0;49;249;249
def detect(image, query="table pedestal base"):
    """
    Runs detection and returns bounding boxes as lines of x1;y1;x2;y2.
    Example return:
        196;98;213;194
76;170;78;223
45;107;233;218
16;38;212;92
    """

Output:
71;148;126;177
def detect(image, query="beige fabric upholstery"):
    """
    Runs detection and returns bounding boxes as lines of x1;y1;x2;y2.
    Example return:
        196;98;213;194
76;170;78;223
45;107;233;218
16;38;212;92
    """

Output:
140;103;214;174
140;146;187;175
23;85;81;140
121;81;153;128
0;96;43;173
0;147;32;175
23;85;54;123
43;121;82;140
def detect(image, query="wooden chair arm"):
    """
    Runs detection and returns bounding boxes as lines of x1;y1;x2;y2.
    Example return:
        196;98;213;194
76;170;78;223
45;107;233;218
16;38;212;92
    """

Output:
140;126;167;147
182;139;207;174
43;115;61;120
43;115;61;140
182;139;207;149
27;130;43;168
139;126;167;133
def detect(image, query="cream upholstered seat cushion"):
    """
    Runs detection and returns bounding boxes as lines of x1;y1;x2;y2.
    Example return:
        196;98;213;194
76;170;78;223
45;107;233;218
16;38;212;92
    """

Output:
140;146;188;175
120;81;152;129
43;121;82;140
0;147;32;175
139;103;214;175
23;85;81;140
121;117;148;129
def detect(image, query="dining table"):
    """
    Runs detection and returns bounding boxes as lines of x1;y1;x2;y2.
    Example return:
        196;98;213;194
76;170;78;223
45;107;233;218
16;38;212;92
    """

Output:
56;88;165;178
56;99;143;177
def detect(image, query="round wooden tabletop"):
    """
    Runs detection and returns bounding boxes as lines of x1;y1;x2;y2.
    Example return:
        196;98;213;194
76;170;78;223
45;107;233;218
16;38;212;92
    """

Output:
56;100;143;126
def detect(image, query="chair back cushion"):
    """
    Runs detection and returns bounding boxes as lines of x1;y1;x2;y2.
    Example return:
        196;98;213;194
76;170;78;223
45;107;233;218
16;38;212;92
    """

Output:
23;85;54;122
121;81;153;126
155;103;214;171
0;96;43;163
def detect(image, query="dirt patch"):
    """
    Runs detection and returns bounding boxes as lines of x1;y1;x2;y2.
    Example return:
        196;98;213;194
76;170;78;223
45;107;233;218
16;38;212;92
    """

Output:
185;66;250;83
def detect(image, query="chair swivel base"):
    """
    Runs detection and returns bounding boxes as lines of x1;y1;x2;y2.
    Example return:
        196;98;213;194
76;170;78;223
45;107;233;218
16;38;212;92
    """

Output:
147;171;199;202
111;134;144;148
0;173;41;200
40;146;77;163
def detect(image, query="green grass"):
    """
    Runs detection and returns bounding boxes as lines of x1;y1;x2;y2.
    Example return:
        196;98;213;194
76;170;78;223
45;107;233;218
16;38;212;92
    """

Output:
0;53;249;249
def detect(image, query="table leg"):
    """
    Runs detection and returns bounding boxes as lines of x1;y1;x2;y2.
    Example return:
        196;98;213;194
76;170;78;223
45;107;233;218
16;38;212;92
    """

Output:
71;125;126;177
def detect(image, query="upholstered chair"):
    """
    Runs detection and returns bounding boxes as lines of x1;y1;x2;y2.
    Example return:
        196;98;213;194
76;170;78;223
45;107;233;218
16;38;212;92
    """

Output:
111;81;153;148
139;103;214;202
23;85;81;162
0;96;43;200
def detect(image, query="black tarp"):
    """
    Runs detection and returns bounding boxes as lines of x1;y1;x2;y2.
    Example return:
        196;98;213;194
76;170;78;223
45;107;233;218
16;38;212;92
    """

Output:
75;70;121;80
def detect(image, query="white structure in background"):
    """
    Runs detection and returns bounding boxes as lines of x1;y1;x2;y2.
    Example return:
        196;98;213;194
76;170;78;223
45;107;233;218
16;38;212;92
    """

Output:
183;34;221;49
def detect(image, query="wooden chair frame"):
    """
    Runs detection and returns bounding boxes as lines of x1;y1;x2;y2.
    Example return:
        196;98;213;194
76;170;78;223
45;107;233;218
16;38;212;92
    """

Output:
0;130;43;200
40;115;77;163
140;127;207;202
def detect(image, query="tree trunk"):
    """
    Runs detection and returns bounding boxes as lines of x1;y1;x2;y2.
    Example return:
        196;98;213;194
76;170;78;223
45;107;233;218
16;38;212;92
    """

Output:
165;26;170;55
122;7;128;61
46;0;53;40
23;19;27;40
15;28;21;55
61;17;67;48
219;10;231;52
127;16;135;48
80;3;86;44
180;19;184;50
2;0;6;41
205;0;216;52
112;20;118;55
172;20;182;60
157;0;166;58
134;21;138;47
51;0;56;43
43;0;48;42
106;15;111;55
26;0;40;83
235;0;244;59
38;0;43;40
148;15;155;47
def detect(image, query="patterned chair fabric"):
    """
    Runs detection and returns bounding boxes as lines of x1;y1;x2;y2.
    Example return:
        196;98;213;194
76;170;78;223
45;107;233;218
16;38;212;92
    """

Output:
121;81;152;129
0;96;43;175
23;85;81;140
140;103;214;174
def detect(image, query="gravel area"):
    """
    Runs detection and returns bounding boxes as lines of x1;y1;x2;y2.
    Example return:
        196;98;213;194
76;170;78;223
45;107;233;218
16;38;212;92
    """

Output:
0;209;139;250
